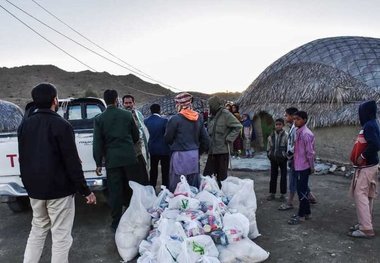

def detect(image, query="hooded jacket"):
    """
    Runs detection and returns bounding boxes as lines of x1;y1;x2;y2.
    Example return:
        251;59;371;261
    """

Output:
357;100;380;166
207;96;242;154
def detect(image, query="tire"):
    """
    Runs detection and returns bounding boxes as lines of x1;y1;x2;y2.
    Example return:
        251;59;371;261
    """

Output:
7;196;31;213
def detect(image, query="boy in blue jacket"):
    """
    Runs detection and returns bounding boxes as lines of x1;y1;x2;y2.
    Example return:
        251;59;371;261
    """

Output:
348;100;380;238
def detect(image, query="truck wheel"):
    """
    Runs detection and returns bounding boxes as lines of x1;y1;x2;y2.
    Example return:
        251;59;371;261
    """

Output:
7;197;30;213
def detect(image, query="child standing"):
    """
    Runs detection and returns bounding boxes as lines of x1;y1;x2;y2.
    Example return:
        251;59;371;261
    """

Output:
267;118;288;201
288;111;315;224
241;114;253;158
348;100;380;238
278;107;298;210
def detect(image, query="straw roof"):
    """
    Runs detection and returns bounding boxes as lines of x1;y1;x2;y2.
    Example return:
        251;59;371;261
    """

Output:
238;36;380;128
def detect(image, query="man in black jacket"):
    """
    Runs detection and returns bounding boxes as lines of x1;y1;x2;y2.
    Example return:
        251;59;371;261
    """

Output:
164;92;210;192
18;83;96;263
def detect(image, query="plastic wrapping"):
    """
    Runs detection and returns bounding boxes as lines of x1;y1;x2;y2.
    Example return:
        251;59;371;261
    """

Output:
168;195;200;211
199;176;224;197
222;177;260;239
174;175;195;197
115;182;157;262
223;213;250;243
126;176;268;263
217;238;270;263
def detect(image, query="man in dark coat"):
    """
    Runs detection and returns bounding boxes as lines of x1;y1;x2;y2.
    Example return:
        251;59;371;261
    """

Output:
18;83;96;263
93;90;143;232
164;92;210;192
144;103;170;188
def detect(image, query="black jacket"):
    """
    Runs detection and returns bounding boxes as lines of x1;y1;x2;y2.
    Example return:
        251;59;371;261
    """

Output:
18;109;91;199
359;100;380;166
164;113;209;154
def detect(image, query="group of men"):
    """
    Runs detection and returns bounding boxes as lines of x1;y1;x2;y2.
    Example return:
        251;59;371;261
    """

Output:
16;82;380;263
93;91;243;232
17;83;243;262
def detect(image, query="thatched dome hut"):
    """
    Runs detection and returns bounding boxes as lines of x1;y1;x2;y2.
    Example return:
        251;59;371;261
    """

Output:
238;36;380;163
0;100;23;133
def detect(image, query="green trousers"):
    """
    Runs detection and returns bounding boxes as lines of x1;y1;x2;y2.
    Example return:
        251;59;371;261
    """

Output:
106;160;148;229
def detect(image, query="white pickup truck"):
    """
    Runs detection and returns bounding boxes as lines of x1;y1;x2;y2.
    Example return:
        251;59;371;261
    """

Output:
0;98;107;212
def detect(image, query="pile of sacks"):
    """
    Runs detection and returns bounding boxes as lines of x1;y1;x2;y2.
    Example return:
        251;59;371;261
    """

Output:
115;176;270;263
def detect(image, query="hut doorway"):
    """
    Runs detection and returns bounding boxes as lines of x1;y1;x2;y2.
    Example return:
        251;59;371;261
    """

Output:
252;111;274;151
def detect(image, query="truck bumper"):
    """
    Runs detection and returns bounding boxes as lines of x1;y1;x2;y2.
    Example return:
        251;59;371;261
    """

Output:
0;178;106;198
0;182;27;197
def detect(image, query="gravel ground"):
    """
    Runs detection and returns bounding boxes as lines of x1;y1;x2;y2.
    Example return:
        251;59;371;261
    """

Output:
0;168;379;262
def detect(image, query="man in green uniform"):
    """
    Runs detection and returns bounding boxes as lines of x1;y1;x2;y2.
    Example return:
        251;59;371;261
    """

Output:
93;90;141;232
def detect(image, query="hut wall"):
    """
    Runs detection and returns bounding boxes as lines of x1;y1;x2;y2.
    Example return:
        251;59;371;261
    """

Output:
252;115;264;151
313;125;360;164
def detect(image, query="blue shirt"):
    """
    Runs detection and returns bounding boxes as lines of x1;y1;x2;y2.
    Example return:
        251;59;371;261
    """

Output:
144;114;170;156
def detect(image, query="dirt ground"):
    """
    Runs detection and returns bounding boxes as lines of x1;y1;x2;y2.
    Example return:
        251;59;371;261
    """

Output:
0;169;379;263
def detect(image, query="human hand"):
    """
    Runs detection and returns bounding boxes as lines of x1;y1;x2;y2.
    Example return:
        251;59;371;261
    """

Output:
310;167;315;174
85;192;97;205
357;156;365;166
95;167;102;176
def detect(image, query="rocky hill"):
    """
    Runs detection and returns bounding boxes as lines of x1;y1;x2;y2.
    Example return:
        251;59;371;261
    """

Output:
0;65;241;108
0;65;174;107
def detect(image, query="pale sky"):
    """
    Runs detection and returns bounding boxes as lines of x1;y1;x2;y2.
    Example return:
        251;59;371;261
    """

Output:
1;0;380;93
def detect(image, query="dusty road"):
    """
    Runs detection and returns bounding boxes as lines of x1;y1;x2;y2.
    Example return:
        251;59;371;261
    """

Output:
0;170;379;262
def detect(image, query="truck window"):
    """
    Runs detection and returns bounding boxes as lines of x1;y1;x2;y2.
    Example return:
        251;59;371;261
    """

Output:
67;105;82;120
86;104;102;119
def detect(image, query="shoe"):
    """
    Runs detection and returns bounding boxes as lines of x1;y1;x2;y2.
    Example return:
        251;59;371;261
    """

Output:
278;203;293;210
279;195;286;201
288;216;305;225
266;194;275;201
347;229;374;238
349;224;360;231
292;214;312;220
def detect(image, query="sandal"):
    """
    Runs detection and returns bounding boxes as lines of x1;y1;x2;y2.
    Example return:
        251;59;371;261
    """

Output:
278;203;293;210
347;229;375;238
288;216;305;225
291;214;311;220
349;224;360;231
